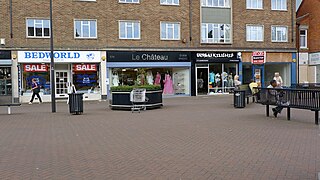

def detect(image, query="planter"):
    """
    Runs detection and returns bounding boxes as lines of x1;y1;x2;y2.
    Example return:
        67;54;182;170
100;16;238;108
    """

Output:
110;90;163;110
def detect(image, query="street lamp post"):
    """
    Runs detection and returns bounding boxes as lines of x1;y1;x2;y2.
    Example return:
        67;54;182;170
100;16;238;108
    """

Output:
50;0;56;112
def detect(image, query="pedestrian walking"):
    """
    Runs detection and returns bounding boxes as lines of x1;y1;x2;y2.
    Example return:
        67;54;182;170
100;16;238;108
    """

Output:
29;78;42;104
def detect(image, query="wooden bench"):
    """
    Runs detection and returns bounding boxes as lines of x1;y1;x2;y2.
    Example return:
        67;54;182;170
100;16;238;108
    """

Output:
239;84;255;104
0;103;21;114
255;87;320;125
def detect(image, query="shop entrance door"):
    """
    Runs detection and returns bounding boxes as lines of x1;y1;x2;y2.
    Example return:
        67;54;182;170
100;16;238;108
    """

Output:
55;71;69;97
196;67;209;95
252;65;264;87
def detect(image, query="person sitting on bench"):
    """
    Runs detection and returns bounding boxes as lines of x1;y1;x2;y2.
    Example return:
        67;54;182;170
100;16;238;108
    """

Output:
267;80;283;117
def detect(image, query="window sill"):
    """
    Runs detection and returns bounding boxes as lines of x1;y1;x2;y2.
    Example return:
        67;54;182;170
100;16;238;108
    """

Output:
27;37;50;39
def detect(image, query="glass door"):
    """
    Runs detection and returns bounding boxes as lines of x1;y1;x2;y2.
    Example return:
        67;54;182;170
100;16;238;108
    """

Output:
55;71;68;96
196;67;209;95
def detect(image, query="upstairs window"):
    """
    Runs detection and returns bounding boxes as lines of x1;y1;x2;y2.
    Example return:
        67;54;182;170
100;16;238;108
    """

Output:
300;30;307;48
160;22;180;40
161;0;179;5
201;23;231;43
119;21;140;39
271;0;287;10
271;26;288;42
27;19;50;38
119;0;139;3
201;0;230;7
74;20;97;38
246;0;263;9
246;25;264;41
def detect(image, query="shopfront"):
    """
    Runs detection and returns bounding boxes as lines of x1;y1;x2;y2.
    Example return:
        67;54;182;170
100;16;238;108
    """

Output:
192;52;242;96
17;51;102;102
106;51;191;97
242;52;295;87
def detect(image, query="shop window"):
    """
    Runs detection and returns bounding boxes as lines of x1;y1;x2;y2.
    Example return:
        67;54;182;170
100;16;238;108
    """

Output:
22;64;50;95
26;19;50;38
110;68;189;95
72;64;100;93
0;67;12;95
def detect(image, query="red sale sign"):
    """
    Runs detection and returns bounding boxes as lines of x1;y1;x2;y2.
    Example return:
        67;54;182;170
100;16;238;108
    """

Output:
73;64;97;72
24;64;48;72
251;51;266;65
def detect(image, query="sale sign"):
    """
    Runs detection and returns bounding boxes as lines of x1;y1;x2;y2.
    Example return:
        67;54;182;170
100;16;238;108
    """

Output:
24;64;48;72
73;64;97;72
251;51;266;65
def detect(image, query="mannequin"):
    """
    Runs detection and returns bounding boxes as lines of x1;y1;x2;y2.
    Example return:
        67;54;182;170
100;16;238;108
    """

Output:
146;70;154;85
112;71;119;86
154;72;161;85
163;72;174;94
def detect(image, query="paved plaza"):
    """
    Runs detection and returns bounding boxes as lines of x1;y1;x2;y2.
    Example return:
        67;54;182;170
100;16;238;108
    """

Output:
0;95;319;180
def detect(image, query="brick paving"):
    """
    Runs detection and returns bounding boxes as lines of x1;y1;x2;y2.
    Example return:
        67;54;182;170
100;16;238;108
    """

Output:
0;95;319;180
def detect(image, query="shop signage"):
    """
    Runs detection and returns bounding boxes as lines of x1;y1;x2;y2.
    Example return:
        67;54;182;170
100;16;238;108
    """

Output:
309;52;320;65
193;52;241;63
0;50;11;59
251;51;266;65
107;51;190;62
24;64;48;72
17;51;101;63
73;64;97;72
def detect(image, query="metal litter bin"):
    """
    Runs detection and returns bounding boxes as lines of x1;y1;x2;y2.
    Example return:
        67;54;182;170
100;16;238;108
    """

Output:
234;90;245;108
68;93;83;114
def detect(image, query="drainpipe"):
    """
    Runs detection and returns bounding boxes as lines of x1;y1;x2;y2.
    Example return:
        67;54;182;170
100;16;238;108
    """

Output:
10;0;13;38
189;0;192;45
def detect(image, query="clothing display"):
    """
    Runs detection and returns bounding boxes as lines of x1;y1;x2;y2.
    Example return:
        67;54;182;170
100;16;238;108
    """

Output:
146;71;154;85
154;72;161;85
209;72;215;84
112;73;119;86
163;73;174;94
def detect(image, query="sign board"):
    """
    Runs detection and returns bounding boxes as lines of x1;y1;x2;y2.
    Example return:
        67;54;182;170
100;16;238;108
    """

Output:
107;51;190;62
73;64;97;72
24;64;48;72
18;51;101;63
193;52;242;63
251;51;266;64
309;52;320;65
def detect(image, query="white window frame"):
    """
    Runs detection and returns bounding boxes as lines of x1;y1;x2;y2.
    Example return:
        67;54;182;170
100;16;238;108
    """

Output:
119;20;141;40
246;0;263;9
160;0;179;5
271;26;288;42
74;19;97;39
271;0;287;10
201;23;231;43
26;18;50;38
201;0;230;8
160;22;181;40
300;29;307;49
246;25;264;42
119;0;139;3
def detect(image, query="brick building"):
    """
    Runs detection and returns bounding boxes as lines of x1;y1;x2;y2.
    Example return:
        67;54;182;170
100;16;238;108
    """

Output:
296;0;320;83
0;0;296;102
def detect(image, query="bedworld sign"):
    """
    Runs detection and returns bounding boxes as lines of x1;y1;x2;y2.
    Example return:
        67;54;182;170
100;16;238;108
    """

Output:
107;51;190;62
17;51;101;63
194;52;241;63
